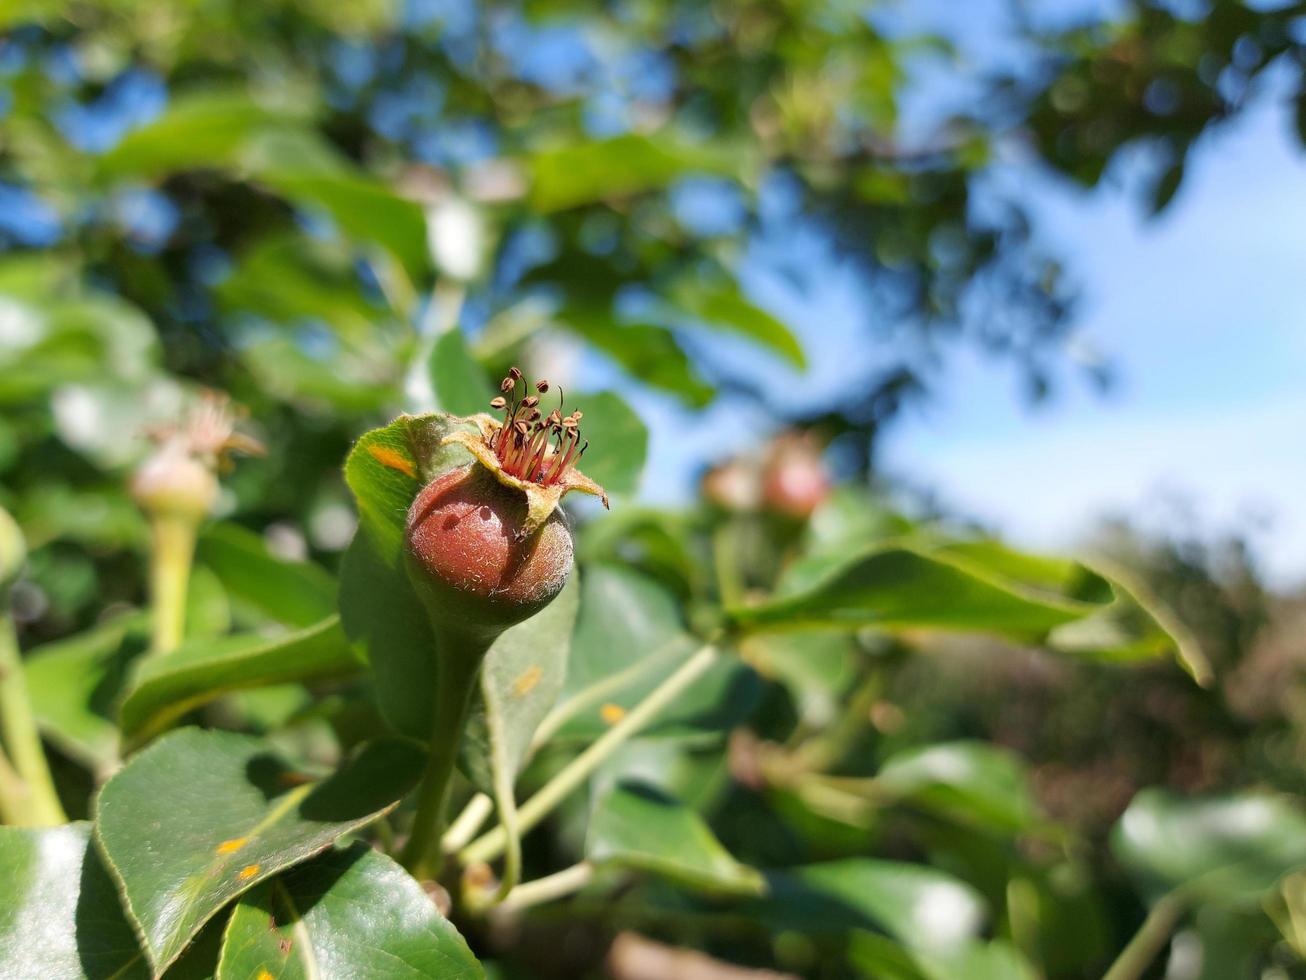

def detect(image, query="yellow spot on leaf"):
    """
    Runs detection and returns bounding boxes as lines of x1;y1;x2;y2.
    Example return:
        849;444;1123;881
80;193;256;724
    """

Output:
257;971;274;980
368;444;416;478
512;666;543;698
600;703;626;725
216;837;248;855
238;864;261;880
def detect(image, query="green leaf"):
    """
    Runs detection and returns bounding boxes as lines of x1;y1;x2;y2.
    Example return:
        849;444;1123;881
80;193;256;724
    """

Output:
460;575;580;794
0;822;225;978
752;860;986;950
578;506;700;596
1112;789;1306;906
343;413;471;559
732;544;1094;638
216;843;482;979
669;278;806;369
197;523;337;628
0;293;159;404
741;630;857;728
850;932;1038;980
1045;561;1211;682
118;616;365;743
258;170;432;284
98;92;313;180
558;309;714;407
430;328;492;417
26;612;150;774
875;741;1039;833
94;728;425;974
528;133;740;212
339;413;476;736
567;391;647;499
586;781;765;897
561;564;692;700
243;338;401;413
217;234;388;346
546;564;756;743
0;822;148;979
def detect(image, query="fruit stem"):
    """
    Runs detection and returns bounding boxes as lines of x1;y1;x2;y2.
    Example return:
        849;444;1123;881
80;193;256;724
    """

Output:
498;861;594;912
460;640;721;866
442;792;494;854
402;627;490;880
1102;891;1187;980
0;610;66;825
147;511;199;656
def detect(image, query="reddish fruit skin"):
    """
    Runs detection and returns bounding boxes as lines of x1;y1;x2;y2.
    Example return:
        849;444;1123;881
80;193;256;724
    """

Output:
760;437;831;520
404;464;574;637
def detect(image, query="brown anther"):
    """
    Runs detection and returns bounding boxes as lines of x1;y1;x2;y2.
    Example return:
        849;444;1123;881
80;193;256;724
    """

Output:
535;380;550;393
500;377;515;393
522;396;540;409
489;396;507;410
513;420;530;436
508;367;524;381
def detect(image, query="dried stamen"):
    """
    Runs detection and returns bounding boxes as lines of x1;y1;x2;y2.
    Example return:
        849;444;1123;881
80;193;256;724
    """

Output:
486;367;591;488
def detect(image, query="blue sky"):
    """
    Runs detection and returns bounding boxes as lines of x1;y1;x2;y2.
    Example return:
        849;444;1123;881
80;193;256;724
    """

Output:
629;0;1306;589
880;87;1306;588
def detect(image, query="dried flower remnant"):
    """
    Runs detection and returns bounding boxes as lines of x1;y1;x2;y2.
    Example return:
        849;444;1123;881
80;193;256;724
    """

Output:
405;369;608;639
130;390;264;519
439;368;609;536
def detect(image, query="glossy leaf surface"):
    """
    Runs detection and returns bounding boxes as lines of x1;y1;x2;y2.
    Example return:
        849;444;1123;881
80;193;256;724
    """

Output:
118;616;364;742
587;781;765;897
217;843;482;979
95;728;424;973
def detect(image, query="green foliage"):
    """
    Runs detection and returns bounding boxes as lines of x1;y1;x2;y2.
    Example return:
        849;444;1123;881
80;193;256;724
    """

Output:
586;781;766;897
0;822;148;979
219;844;484;979
0;0;1302;975
94;728;425;973
118;616;363;742
1112;789;1306;906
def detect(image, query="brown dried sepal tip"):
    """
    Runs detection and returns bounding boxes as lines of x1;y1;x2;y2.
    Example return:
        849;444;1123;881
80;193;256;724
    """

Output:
441;368;609;535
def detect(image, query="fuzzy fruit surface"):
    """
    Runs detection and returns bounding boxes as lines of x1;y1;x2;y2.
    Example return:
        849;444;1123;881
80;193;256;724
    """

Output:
405;464;574;637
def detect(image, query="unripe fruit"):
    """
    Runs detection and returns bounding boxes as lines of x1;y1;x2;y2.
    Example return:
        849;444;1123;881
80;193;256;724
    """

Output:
760;432;831;520
130;446;219;520
402;367;607;645
405;464;574;638
130;390;262;522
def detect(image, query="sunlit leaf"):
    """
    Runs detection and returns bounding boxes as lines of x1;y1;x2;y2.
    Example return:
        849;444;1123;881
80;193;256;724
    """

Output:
197;523;337;628
875;741;1039;833
1112;789;1306;906
529;133;740;212
586;781;766;896
460;574;579;793
94;728;424;973
99;91;313;179
430;328;492;417
753;859;987;950
558;309;714;407
26;613;148;774
0;822;148;979
118;616;365;742
217;844;483;979
669;277;805;368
